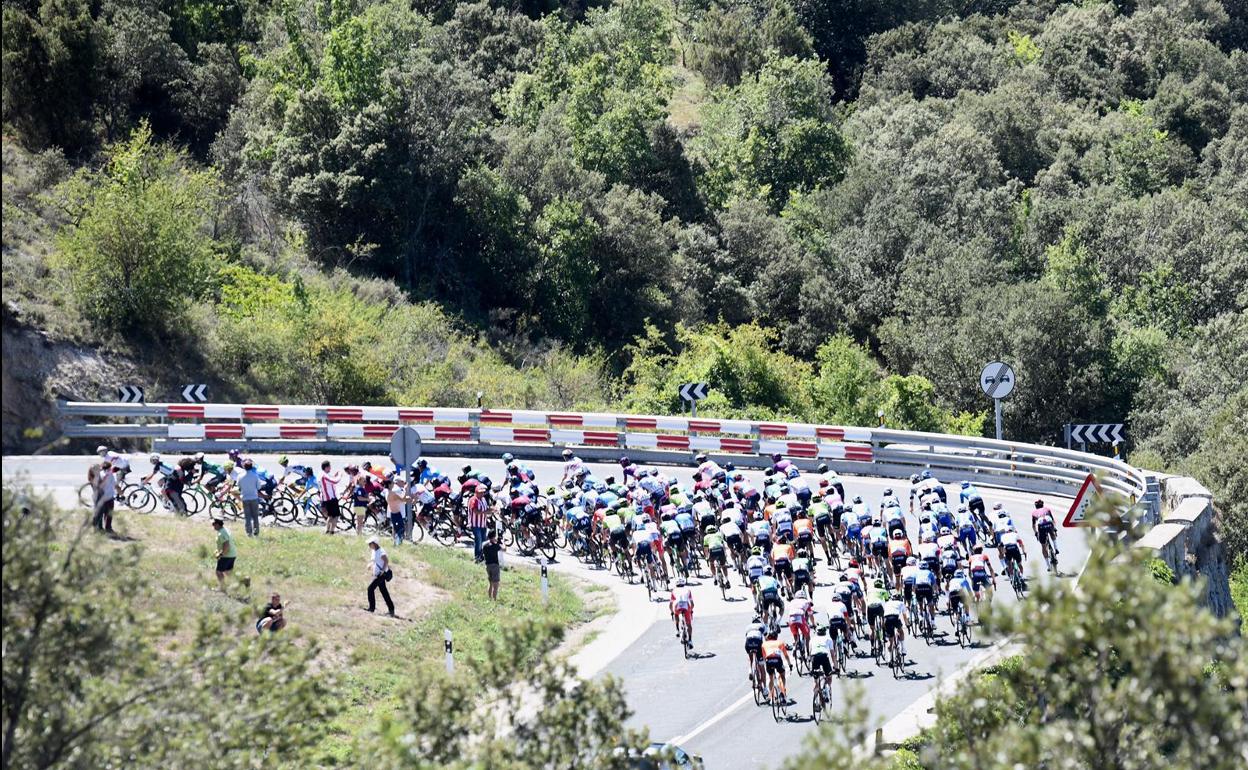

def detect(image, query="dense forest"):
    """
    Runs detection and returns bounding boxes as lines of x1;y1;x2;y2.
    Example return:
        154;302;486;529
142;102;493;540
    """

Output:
2;0;1246;553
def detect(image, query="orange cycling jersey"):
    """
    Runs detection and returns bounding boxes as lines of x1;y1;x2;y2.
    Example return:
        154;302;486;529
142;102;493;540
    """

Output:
793;519;814;537
762;639;789;659
889;538;912;558
763;504;777;522
771;543;796;563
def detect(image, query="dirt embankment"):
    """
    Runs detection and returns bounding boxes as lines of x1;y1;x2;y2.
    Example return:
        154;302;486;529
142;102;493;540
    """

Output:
2;303;136;454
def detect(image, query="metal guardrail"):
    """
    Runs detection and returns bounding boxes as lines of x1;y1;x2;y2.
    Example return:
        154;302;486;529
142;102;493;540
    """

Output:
56;401;1159;518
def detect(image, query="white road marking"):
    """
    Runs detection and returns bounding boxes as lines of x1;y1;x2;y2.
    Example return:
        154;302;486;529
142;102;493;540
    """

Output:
668;690;754;746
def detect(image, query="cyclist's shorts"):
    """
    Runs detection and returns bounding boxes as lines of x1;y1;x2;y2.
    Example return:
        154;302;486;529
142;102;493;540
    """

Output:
872;542;888;557
915;584;935;601
726;533;743;550
665;532;683;549
635;541;652;560
891;554;908;571
941;562;956;578
810;652;832;677
1004;545;1022;562
764;657;785;674
883;615;903;636
796;532;813;548
971;572;991;590
788;621;808;639
1037;523;1055;540
814;511;832;525
866;604;883;626
745;636;764;655
674;607;692;625
793;569;811;585
709;547;726;563
835;590;853;607
846;524;861;540
828;616;847;633
902;583;913;602
574;516;592;531
923;556;940;572
958;525;977;542
699;513;717;528
754;534;771;550
610;529;628;549
949;593;965;613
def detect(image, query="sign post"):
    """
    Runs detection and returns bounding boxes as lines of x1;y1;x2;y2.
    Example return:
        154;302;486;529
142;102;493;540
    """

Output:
979;362;1016;441
444;628;454;674
540;557;549;606
390;426;422;542
679;382;709;417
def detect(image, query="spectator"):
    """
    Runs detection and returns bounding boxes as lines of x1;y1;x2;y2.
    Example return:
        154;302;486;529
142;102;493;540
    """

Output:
349;465;370;535
365;536;396;617
256;593;286;633
238;459;263;537
212;517;237;591
383;478;413;547
93;461;117;533
318;460;344;534
483;529;502;601
467;484;490;562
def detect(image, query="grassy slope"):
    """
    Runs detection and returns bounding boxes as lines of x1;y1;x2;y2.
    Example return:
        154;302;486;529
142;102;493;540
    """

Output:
106;512;608;763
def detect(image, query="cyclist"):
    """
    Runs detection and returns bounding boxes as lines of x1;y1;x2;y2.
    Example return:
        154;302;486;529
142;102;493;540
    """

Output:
888;529;912;590
770;453;793;475
745;546;769;591
771;501;794;541
908;473;924;513
619;456;639;479
757;567;785;623
96;445;131;482
900;555;920;608
913;559;938;630
955;505;978;555
559;449;585;484
811;623;836;684
882;590;908;662
880;487;901;511
1031;499;1060;568
720;515;745;568
670;584;695;646
969;544;996;601
991;504;1015;548
787;589;814;653
748;512;772;555
142;453;180;507
771;537;797;594
827;591;853;652
960;480;986;520
194;453;228;493
632;524;657;582
883;503;906;539
999;525;1027;578
868;519;889;573
761;630;793;704
948;566;974;628
791;549;814;597
745;616;767;680
866;578;890;652
817;463;845;501
703;525;729;590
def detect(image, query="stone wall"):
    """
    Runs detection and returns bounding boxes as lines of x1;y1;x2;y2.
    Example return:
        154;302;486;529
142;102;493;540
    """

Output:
1135;475;1233;616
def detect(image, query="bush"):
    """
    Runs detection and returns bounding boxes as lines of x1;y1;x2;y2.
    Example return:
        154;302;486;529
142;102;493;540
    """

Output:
51;125;219;335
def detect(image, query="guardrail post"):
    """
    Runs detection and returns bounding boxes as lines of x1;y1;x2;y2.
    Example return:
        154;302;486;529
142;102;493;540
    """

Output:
469;409;480;444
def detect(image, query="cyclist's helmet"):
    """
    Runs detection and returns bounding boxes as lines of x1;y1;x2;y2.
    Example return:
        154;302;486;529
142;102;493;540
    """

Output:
921;515;930;523
771;453;782;462
1034;499;1045;508
416;458;427;468
764;565;774;575
149;454;161;463
707;525;718;535
906;556;918;566
278;456;288;466
993;502;1004;511
873;578;884;589
910;473;921;484
973;544;984;553
892;529;904;538
961;481;971;488
619;456;630;466
694;453;707;463
848;559;859;569
817;463;828;473
921;470;932;479
725;463;736;472
852;495;863;504
957;505;968;513
883;488;893;496
501;452;514;463
940;526;952;536
223;462;235;472
227;449;241;460
96;445;108;455
775;500;786;509
194;452;205;461
562;449;573;459
751;546;762;555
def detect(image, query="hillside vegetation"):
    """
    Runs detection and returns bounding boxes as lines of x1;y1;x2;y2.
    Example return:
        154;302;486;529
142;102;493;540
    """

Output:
2;0;1246;566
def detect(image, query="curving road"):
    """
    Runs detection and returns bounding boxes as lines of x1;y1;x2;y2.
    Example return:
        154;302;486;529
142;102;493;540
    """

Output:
2;452;1082;769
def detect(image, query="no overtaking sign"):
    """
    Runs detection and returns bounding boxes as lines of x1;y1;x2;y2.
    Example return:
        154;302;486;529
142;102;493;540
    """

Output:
980;362;1015;399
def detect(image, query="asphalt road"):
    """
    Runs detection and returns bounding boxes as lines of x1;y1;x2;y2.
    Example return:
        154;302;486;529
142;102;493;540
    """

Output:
2;452;1082;769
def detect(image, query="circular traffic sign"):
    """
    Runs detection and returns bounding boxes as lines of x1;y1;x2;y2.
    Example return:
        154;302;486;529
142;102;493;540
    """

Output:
979;361;1016;399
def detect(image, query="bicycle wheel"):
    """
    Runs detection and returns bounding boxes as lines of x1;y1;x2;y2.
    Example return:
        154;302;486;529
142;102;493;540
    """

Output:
681;623;691;659
77;483;95;508
432;517;459;547
409;516;425;543
212;497;240;520
812;685;824;724
771;687;783;722
127;486;155;513
185;487;208;515
538;534;557;562
752;670;765;706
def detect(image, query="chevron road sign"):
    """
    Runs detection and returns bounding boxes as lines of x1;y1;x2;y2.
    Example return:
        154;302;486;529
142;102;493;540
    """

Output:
181;384;208;403
679;382;709;402
117;385;144;403
1069;423;1125;444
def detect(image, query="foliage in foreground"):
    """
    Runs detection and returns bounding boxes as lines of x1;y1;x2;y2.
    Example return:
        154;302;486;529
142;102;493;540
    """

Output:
786;498;1248;770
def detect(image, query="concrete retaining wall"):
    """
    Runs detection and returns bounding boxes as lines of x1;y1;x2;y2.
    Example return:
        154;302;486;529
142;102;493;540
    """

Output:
1134;475;1233;616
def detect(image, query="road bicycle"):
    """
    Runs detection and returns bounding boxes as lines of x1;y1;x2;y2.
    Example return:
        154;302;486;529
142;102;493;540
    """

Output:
1005;557;1028;599
954;603;973;648
811;670;833;724
889;628;907;679
792;632;811;677
1038;527;1060;573
676;612;693;659
871;616;887;667
750;656;768;707
768;667;789;722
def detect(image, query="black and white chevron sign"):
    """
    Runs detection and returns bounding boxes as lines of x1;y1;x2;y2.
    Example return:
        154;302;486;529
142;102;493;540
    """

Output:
181;384;208;403
117;385;144;403
679;382;709;402
1070;423;1124;443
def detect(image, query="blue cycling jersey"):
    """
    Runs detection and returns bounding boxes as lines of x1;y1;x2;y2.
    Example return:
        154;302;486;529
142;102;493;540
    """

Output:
960;487;983;502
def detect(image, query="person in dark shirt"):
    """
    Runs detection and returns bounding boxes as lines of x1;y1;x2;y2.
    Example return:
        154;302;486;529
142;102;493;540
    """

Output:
482;530;502;601
256;593;285;633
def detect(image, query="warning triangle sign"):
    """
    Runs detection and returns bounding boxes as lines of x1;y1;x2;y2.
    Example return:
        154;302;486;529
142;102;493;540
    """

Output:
1063;473;1103;527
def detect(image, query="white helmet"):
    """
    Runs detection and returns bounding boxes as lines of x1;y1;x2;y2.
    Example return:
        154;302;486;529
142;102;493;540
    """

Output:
96;445;109;456
195;452;205;461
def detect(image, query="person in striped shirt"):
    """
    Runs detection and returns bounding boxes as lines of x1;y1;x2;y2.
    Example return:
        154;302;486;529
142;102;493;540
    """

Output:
467;484;491;562
319;460;345;534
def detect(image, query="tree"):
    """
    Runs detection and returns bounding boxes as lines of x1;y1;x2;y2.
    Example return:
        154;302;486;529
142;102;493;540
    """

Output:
51;124;219;335
2;485;334;768
358;620;650;769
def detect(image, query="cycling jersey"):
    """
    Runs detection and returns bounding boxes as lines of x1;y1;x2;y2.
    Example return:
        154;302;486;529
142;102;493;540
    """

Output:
745;555;768;579
670;587;694;611
900;565;920;585
914;568;936;587
771;543;795;564
104;451;130;470
603;513;624;532
867;587;889;607
960;486;983;503
757;575;781;594
809;502;831;521
792;557;812;576
674;511;697;532
762;639;788;660
704;532;726;551
719;520;742;539
883;599;905;618
889;538;912;559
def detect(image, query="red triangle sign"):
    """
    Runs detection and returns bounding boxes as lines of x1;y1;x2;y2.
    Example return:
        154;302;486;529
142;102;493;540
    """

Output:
1063;473;1103;527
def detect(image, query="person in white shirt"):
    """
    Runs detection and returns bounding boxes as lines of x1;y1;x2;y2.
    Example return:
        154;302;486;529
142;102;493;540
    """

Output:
319;460;344;535
93;461;117;533
366;536;395;617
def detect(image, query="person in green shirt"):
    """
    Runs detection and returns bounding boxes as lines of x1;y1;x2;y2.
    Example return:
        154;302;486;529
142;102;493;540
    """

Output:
703;526;728;589
213;517;238;591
